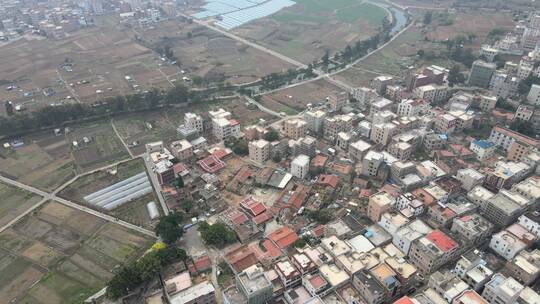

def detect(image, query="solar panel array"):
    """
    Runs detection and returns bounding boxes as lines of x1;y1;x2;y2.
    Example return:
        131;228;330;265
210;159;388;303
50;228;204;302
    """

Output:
192;0;296;30
83;172;153;210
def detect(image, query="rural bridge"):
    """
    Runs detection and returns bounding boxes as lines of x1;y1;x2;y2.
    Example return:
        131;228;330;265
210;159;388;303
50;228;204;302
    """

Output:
0;174;156;237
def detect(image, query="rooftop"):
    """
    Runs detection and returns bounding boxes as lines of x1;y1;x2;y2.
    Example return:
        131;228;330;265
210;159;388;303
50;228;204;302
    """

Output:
268;226;299;249
319;263;350;287
426;230;459;253
169;281;215;304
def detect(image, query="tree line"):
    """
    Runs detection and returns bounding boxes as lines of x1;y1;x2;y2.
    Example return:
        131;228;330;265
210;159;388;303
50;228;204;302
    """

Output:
0;85;195;137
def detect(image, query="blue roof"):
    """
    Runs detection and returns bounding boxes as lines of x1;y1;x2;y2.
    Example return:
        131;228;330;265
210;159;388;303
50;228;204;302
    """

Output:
473;139;495;149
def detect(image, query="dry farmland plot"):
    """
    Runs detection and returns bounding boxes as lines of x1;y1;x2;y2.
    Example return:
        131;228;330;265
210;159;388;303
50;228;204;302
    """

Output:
0;131;76;191
0;201;153;304
232;0;387;63
136;21;292;85
66;121;130;171
0;182;42;228
261;79;342;112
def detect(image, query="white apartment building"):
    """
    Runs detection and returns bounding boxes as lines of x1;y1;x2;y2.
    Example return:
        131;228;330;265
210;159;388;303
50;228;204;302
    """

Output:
209;109;241;141
456;168;486;191
489;230;528;260
349;139;372;161
413;84;448;103
527;84;540;105
370;122;397;145
303;110;327;133
184;112;204;132
362;151;384;177
291;154;310;179
169;139;193;160
352;87;376;107
482;274;524;304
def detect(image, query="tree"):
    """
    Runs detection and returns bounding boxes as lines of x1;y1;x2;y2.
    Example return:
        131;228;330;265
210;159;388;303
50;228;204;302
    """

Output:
272;154;282;163
423;12;432;25
180;199;193;213
509;119;536;137
294;238;307;248
306;209;333;224
322;50;329;67
263;130;279;141
155;212;184;244
198;221;237;247
231;139;248;156
5;101;13;116
173;176;184;188
448;65;466;87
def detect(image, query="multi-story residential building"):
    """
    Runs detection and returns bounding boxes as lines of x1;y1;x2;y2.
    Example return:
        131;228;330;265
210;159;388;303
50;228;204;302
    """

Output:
362;151;384;178
328;91;348;111
468;60;496;88
352;87;376;107
283;118;308;140
428;270;469;303
488;126;539;152
469;139;496;161
393;219;433;255
397;99;429;117
482;193;523;227
336;132;352;150
504;249;540;286
484;161;532;191
409;230;460;274
423;133;447;151
236;265;273;304
451;214;494;244
456;168;486;191
467;185;495;211
291;253;317;275
275;260;301;288
248;139;270;165
379;211;410;235
303;109;327;133
371;75;393;95
454;251;493;292
405;65;446;91
519;211;540;238
490;230;528;260
478;94;498;112
368;191;395;222
433;113;457;134
349;139;372;161
167;280;216;304
170;139;193;160
453;290;489;304
489;72;519;99
353;270;388;304
370;122;398;145
291;154;310;179
413;84;448;103
302;273;329;297
527;84;540;105
323;114;355;140
295;136;317;158
370;97;393;119
515;104;535;121
184;112;204;133
388;142;413;161
482;274;524;304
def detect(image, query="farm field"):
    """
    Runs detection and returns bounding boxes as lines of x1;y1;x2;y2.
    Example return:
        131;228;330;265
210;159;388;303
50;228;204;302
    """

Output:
0;131;76;191
0;201;153;304
58;158;160;229
66;121;130;171
260;79;342;113
133;20;292;85
232;0;388;63
339;10;514;80
0;182;42;229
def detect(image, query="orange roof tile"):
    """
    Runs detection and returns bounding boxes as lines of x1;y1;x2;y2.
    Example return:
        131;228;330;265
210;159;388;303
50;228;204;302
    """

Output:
426;230;458;253
268;226;299;249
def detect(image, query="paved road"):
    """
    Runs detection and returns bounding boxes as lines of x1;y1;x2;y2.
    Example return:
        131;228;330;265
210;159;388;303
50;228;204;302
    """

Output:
242;94;283;118
143;154;170;216
0;174;156;237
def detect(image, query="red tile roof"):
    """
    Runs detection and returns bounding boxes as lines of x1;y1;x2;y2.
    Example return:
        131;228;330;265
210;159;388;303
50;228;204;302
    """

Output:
223;208;249;226
212;148;230;160
229;119;240;126
317;174;338;188
426;230;458;253
268;226;299;249
194;255;211;272
240;197;267;216
311;224;325;238
493;126;538;146
227;247;258;273
311;154;329;167
252;212;273;225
